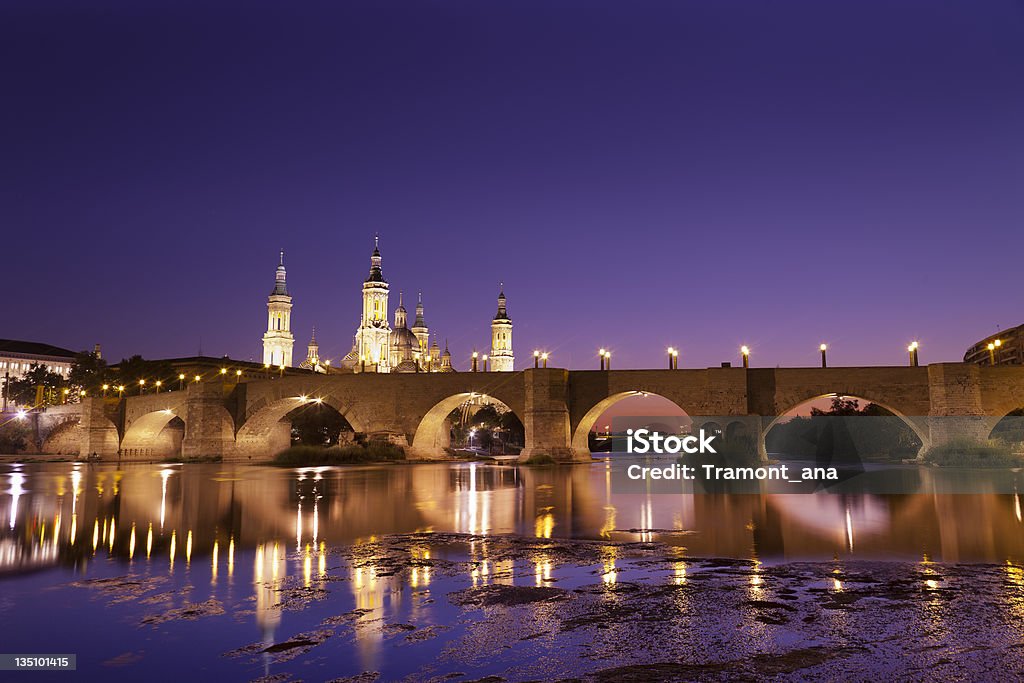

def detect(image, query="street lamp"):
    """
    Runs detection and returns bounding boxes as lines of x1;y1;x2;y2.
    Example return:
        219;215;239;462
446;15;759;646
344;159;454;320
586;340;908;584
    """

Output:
740;346;750;369
599;348;606;370
193;374;201;383
533;350;540;369
117;385;125;398
820;343;828;368
988;342;996;365
667;347;679;369
138;379;146;395
324;359;331;374
604;351;611;370
482;354;488;372
908;341;919;367
102;384;109;397
178;373;185;390
541;352;549;368
472;351;479;372
235;369;242;383
155;380;162;394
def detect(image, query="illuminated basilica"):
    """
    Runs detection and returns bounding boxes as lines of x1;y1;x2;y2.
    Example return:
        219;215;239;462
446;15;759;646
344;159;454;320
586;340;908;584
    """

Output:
261;238;514;374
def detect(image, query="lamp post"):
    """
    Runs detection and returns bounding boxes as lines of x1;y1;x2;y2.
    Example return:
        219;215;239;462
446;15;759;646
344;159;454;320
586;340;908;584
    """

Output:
138;379;146;395
155;380;162;394
820;343;828;368
740;346;750;369
994;338;1003;365
101;383;109;398
117;385;125;398
908;341;919;367
482;354;489;372
235;369;242;384
988;342;996;365
62;387;70;404
604;351;611;370
324;359;331;375
472;351;478;372
599;348;606;370
541;352;549;368
279;363;286;378
178;373;185;390
533;350;540;369
667;347;679;369
193;375;201;384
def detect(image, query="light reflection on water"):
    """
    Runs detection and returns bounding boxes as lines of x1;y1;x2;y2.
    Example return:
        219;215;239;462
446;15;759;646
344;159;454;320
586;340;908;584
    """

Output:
3;460;1024;678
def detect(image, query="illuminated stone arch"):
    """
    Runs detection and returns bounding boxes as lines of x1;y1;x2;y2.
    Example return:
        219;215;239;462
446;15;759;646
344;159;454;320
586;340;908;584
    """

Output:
120;409;185;460
410;392;522;460
762;393;930;460
234;393;368;460
570;390;691;456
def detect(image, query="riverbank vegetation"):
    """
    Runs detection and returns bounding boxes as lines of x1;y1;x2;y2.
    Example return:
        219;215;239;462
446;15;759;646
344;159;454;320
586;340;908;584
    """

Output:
272;442;406;466
922;438;1024;468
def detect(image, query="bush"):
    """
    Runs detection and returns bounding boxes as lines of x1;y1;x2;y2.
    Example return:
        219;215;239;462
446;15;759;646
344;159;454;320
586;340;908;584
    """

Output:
923;438;1024;468
0;421;32;454
272;442;405;466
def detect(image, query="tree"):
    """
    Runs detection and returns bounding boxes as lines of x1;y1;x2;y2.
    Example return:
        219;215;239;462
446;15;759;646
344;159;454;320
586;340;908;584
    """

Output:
69;351;111;393
6;364;66;407
111;355;176;390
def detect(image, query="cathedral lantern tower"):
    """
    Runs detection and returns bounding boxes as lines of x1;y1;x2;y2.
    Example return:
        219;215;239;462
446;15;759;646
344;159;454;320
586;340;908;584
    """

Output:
354;236;392;372
490;285;514;372
300;327;322;372
411;292;429;355
262;250;294;367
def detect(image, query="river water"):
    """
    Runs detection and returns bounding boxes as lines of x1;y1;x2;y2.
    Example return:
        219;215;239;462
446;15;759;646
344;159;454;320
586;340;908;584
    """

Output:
4;459;1024;680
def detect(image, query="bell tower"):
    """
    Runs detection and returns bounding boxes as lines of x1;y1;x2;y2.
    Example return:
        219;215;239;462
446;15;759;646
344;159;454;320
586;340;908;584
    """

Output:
353;235;392;371
262;250;294;367
490;284;514;372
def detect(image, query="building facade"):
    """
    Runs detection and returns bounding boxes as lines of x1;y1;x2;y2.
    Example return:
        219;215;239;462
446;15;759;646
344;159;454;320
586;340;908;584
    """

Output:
964;324;1024;366
0;340;77;380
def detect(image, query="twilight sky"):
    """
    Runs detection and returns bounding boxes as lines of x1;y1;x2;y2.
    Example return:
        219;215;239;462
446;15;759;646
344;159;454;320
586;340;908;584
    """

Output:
3;1;1023;370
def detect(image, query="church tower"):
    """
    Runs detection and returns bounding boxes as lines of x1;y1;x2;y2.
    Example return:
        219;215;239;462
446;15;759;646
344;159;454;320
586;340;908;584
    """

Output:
262;251;294;367
411;291;429;363
490;284;514;372
353;236;392;371
300;327;321;372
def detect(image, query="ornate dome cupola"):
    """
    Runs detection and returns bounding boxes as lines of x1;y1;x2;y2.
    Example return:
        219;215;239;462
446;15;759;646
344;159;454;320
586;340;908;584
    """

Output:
273;250;289;295
366;234;386;284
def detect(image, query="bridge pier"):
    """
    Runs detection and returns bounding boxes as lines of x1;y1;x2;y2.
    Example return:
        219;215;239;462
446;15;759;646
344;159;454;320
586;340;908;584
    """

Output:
518;369;581;462
925;364;992;455
182;382;236;460
78;398;119;460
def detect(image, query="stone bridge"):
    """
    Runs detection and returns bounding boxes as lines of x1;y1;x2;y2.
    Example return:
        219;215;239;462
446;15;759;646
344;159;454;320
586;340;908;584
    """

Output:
33;363;1024;462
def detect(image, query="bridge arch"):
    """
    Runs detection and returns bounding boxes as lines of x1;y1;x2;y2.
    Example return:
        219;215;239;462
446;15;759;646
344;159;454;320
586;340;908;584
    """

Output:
235;393;368;460
570;391;690;456
411;392;523;460
762;393;930;461
120;409;185;460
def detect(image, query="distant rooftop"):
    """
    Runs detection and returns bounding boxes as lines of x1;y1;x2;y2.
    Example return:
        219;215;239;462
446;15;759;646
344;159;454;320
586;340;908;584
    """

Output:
0;339;78;359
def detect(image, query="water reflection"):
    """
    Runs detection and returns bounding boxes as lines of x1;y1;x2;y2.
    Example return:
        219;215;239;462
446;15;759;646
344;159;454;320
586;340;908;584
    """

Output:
4;462;1024;578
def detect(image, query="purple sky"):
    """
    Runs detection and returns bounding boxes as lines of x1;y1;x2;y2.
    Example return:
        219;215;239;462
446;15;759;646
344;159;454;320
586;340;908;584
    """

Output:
4;1;1023;370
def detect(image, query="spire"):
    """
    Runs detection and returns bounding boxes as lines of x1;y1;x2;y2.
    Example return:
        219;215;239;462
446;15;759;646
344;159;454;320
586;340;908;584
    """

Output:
395;292;408;328
309;325;317;345
413;291;426;328
272;250;288;295
494;283;509;321
366;235;385;283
